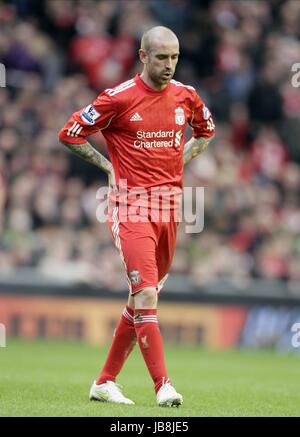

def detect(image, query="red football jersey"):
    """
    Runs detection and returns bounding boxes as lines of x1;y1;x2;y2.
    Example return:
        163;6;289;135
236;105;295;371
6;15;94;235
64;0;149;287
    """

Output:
58;74;215;192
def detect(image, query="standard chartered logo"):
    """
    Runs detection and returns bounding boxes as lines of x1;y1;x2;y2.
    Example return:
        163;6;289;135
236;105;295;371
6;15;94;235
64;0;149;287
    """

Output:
136;130;174;139
134;130;182;148
134;139;174;148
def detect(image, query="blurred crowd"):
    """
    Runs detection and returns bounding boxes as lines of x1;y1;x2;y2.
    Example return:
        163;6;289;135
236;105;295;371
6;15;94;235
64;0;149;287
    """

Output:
1;0;300;292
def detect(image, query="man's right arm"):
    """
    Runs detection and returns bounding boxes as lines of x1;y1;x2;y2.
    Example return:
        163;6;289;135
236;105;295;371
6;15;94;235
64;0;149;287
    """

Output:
59;139;118;193
58;92;118;191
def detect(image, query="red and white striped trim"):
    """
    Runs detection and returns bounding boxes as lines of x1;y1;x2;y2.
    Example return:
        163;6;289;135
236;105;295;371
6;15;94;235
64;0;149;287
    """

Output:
170;79;195;91
134;315;158;324
161;377;171;386
105;79;136;96
67;121;83;137
111;207;132;292
122;307;134;322
157;273;168;293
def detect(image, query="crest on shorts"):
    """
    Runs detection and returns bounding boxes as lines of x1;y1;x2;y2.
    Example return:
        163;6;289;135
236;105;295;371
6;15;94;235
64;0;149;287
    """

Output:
175;107;185;125
129;270;141;285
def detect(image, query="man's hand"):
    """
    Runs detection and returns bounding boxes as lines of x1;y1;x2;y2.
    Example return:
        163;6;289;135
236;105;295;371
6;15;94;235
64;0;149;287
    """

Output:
107;167;119;195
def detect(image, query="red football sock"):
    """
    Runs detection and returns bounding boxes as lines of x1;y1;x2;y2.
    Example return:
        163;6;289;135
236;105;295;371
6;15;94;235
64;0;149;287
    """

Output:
96;305;136;385
134;309;169;393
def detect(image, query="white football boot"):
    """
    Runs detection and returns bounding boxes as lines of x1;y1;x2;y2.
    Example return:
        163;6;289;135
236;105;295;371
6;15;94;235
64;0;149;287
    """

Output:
89;380;135;405
156;380;183;407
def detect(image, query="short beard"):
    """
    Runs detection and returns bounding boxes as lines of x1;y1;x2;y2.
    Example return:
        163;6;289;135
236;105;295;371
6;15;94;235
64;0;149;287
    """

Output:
150;71;173;86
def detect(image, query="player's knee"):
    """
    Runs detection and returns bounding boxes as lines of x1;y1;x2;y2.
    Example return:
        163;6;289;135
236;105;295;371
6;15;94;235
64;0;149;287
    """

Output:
134;287;157;309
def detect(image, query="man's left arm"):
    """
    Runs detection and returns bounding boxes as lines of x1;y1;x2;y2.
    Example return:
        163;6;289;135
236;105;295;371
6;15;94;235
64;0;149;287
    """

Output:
184;93;215;165
183;136;214;165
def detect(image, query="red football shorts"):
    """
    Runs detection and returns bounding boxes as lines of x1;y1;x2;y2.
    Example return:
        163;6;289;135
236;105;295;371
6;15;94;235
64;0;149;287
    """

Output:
108;208;178;294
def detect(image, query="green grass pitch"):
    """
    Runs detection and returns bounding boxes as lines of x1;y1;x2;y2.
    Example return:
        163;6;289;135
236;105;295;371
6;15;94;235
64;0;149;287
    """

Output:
0;339;300;417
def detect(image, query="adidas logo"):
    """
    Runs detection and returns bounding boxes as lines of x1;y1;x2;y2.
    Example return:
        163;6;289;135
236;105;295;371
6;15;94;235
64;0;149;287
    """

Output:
130;112;143;121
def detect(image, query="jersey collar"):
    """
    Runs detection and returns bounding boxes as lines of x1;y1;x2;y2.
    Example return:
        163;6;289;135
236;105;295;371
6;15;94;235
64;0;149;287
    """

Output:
135;74;171;94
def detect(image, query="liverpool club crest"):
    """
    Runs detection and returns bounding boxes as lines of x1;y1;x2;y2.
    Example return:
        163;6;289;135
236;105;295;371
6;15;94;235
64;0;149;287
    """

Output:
129;270;141;285
175;107;185;125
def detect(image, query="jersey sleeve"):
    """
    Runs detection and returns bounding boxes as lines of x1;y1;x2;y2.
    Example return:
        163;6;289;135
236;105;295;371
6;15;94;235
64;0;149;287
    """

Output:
188;92;215;139
58;91;116;144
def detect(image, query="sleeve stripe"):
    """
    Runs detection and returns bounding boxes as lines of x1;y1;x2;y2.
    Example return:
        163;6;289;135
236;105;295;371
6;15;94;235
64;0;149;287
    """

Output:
105;78;134;95
70;126;83;137
67;121;78;136
170;79;195;90
67;122;84;137
73;123;82;134
106;82;136;96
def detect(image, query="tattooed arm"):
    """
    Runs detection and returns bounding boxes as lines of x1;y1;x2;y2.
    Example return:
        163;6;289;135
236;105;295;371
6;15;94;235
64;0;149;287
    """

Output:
60;140;118;193
183;136;214;165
